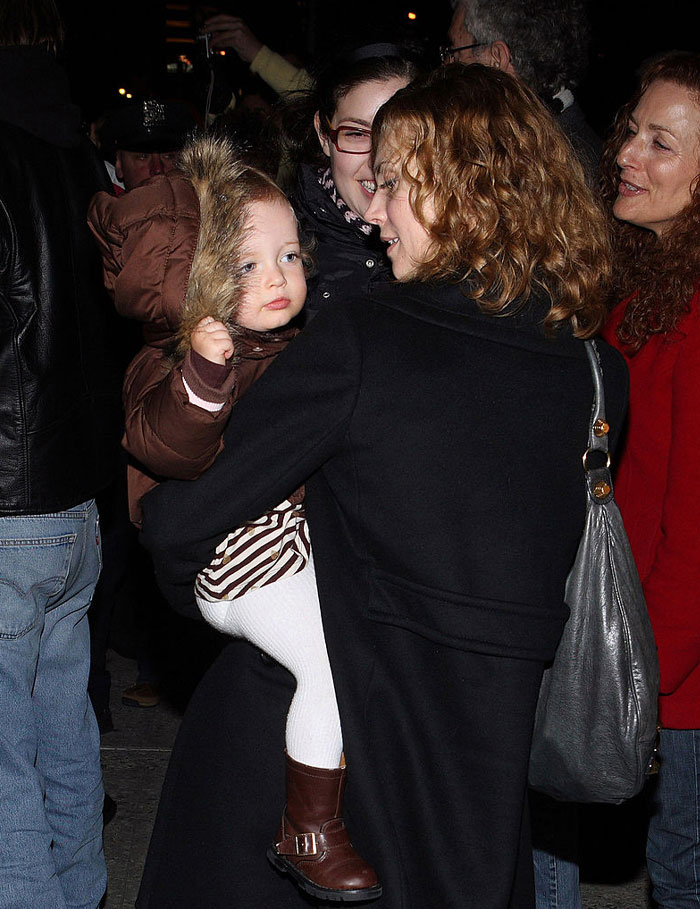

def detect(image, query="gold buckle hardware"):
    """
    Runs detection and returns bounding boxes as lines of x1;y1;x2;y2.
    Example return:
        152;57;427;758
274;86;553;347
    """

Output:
582;448;611;471
593;481;611;500
295;832;318;856
593;419;609;437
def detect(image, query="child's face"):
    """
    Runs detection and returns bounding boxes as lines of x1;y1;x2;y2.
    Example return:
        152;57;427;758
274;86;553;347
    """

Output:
236;199;306;332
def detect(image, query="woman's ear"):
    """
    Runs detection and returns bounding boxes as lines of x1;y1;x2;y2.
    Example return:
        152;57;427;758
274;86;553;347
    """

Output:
314;111;332;159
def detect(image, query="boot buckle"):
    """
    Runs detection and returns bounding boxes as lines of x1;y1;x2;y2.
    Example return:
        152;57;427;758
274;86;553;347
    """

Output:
295;832;318;856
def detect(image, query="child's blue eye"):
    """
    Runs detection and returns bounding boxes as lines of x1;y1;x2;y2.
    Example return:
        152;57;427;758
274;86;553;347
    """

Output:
282;252;299;263
240;262;256;274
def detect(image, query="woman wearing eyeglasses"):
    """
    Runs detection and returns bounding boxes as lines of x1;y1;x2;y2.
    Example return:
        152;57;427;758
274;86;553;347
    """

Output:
276;47;422;316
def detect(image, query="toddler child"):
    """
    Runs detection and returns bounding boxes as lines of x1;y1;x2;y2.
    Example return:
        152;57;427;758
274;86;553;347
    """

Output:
88;134;381;904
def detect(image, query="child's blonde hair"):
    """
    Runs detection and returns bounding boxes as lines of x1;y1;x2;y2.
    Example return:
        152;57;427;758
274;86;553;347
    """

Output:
173;134;312;360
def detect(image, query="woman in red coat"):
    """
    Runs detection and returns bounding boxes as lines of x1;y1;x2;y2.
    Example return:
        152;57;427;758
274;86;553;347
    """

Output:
600;50;700;907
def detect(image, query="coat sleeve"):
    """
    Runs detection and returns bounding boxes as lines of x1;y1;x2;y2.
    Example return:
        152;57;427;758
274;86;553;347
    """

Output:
642;323;700;695
87;183;198;333
140;301;363;609
122;344;233;481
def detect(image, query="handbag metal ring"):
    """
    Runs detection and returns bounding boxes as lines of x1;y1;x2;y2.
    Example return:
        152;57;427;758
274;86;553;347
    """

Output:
581;447;611;471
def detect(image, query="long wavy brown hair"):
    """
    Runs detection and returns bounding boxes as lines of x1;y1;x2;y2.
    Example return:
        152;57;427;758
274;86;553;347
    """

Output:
600;51;700;353
371;64;612;338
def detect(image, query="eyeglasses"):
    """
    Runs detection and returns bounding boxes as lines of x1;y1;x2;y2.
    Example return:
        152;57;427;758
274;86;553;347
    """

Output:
325;117;372;155
439;42;485;63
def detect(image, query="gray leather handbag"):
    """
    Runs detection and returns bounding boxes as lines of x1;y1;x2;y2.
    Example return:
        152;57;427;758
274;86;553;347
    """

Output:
528;339;660;804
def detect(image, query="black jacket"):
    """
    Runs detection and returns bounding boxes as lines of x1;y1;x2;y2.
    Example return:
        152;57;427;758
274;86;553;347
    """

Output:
139;282;628;907
0;47;122;515
559;99;602;187
292;164;390;316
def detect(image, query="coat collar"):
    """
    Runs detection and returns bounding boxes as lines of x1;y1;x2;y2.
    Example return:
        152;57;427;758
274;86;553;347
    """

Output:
293;164;381;251
368;281;577;351
236;323;299;360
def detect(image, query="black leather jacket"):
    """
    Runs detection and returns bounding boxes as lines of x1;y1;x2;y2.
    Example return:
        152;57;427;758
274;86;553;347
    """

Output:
0;47;122;516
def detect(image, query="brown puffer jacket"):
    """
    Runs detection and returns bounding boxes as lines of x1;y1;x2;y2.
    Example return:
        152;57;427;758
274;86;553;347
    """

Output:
88;135;299;525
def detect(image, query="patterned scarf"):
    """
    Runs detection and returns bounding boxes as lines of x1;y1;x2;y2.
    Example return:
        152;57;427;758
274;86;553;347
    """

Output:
317;168;376;237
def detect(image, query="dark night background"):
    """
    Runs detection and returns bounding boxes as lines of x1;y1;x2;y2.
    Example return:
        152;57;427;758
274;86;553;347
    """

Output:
54;0;697;141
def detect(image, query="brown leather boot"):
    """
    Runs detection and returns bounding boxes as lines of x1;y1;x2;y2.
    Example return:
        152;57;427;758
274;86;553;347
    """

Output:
267;752;382;903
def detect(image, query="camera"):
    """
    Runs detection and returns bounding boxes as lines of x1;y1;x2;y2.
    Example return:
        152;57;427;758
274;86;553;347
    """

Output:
196;31;213;59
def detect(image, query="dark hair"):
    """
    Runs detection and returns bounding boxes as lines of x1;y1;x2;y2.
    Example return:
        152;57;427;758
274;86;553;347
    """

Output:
456;0;592;103
600;50;700;352
270;47;423;182
0;0;64;53
372;64;611;337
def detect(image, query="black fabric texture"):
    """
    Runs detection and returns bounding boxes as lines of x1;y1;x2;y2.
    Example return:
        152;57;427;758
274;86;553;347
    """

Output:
135;280;629;907
291;164;391;316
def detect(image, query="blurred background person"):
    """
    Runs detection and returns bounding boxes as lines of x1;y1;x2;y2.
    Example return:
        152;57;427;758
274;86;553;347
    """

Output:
98;95;197;192
445;0;601;184
0;1;122;905
89;94;204;721
204;12;312;99
600;50;700;909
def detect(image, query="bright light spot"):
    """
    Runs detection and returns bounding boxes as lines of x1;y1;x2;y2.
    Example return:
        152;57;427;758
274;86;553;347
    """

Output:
118;87;126;95
408;11;417;19
219;50;226;55
125;93;133;99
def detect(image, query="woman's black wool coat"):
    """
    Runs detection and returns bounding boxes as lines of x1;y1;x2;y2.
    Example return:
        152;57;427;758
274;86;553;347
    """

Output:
136;280;628;909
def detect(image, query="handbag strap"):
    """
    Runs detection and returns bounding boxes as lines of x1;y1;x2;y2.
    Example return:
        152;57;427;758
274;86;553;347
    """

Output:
583;339;614;505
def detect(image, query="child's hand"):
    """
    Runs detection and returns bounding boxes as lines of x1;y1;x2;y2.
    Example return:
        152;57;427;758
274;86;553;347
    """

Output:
191;317;234;365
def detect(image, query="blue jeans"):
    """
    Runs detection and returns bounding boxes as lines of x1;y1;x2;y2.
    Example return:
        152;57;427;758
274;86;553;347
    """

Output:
647;728;700;907
0;501;107;909
530;790;582;909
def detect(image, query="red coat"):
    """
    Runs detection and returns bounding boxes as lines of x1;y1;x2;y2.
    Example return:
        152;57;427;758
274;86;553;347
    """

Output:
602;289;700;729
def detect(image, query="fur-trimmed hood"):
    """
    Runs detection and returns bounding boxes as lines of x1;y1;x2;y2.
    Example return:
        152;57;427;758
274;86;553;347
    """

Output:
88;134;256;359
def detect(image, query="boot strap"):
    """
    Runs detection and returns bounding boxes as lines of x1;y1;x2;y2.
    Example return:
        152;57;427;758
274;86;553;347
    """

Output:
275;826;349;857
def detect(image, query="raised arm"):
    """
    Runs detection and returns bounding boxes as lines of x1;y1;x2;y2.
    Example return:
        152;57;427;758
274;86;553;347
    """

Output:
204;14;313;96
122;342;235;481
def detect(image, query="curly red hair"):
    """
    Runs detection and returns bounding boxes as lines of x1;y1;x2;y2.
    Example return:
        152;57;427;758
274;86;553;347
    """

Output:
372;64;612;338
600;51;700;353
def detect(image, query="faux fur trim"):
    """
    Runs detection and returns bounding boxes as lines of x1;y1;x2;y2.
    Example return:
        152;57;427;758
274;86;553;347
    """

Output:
172;134;249;360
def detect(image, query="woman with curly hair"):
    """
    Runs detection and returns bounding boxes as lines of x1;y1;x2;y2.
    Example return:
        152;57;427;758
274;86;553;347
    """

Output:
600;50;700;908
137;64;627;907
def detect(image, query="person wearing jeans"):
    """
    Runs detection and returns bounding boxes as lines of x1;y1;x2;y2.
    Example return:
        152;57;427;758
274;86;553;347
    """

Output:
599;50;700;909
0;2;122;905
530;792;582;909
0;503;106;908
647;730;700;907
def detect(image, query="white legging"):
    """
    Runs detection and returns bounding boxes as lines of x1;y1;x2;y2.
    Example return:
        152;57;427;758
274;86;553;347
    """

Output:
196;552;343;769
